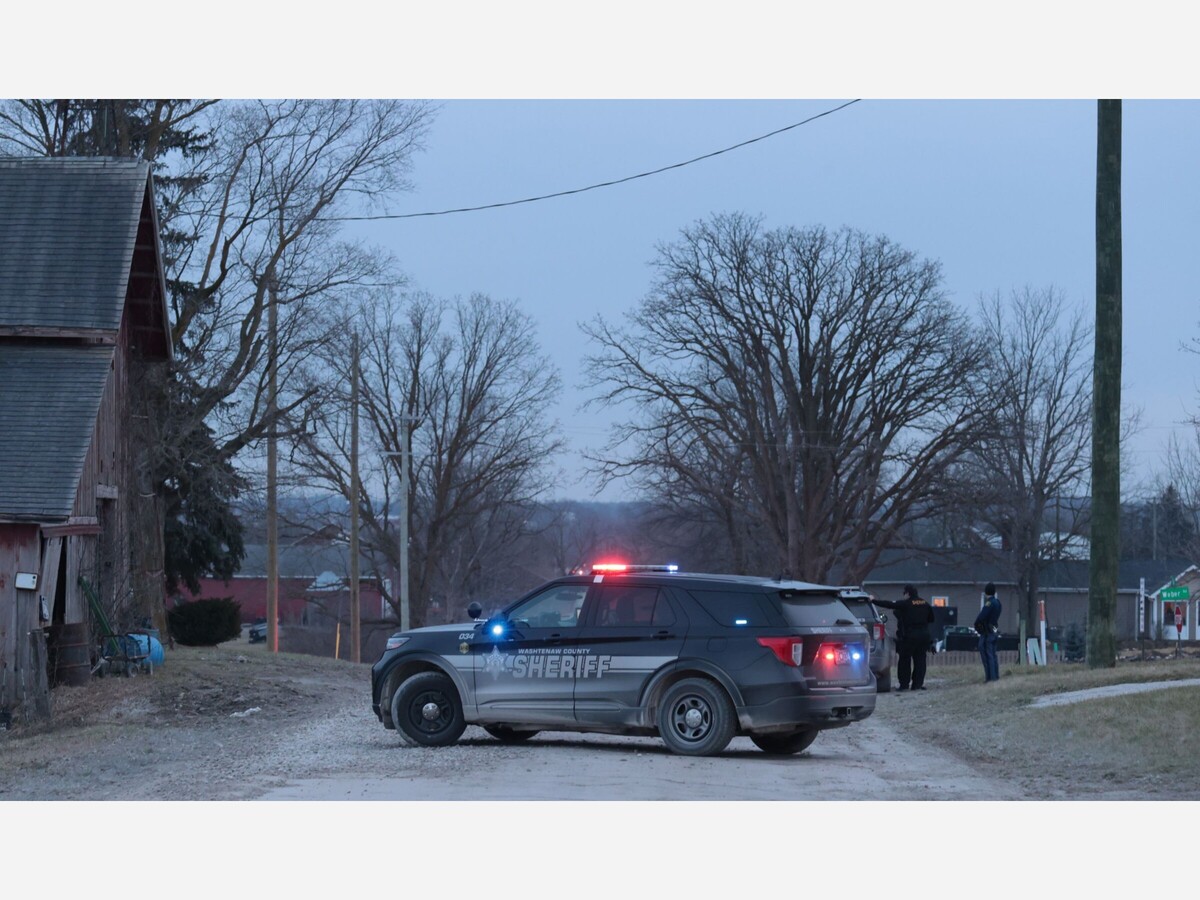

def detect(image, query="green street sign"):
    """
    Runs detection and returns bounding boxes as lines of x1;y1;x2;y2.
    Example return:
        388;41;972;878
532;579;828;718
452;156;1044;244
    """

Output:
1160;586;1190;601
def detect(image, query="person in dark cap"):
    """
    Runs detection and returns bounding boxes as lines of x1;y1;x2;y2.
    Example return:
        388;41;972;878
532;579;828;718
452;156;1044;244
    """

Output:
974;582;1002;682
873;584;935;691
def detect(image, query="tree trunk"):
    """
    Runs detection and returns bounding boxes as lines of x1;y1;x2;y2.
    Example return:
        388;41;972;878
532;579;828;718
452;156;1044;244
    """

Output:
1088;99;1121;668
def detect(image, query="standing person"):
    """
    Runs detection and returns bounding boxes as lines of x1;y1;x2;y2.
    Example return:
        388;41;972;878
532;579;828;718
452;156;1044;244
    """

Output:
874;584;935;691
974;582;1002;682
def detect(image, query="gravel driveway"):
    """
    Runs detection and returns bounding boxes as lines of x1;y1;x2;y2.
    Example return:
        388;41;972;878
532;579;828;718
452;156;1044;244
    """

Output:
3;640;1191;802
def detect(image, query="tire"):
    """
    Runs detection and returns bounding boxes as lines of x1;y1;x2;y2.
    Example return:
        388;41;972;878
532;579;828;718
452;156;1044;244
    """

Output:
750;728;819;755
483;726;540;743
876;668;892;693
390;672;467;747
657;677;736;756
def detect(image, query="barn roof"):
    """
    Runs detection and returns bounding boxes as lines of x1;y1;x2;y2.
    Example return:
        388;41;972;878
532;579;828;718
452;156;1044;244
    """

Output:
0;157;169;349
0;343;114;521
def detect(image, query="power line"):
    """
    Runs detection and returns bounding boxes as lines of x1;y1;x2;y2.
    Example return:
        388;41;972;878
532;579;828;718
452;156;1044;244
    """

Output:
323;99;862;222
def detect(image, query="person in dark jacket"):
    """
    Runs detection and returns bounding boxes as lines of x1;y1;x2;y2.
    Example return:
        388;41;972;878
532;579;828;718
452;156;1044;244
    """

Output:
874;584;935;691
974;582;1003;682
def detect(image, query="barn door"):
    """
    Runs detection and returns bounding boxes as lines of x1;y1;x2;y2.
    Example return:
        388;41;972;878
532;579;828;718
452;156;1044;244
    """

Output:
40;537;63;625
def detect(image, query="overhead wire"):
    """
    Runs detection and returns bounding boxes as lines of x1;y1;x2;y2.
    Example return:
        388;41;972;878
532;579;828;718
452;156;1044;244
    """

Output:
322;99;862;222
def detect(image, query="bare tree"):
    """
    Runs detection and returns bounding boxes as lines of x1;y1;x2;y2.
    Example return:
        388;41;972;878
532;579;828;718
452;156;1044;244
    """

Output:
0;99;436;621
1156;436;1200;560
290;291;564;626
954;287;1093;633
583;214;988;583
164;100;433;450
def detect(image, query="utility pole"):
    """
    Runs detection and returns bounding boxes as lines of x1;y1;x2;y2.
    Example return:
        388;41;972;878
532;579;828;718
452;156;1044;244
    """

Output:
400;414;411;632
266;266;279;654
384;415;414;632
349;332;361;663
1088;98;1121;669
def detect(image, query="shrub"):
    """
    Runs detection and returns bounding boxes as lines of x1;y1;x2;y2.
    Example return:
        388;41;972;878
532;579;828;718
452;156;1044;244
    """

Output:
168;597;243;646
1062;621;1086;662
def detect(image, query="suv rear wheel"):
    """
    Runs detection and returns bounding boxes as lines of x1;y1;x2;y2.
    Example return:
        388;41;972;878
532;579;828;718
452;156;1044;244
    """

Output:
483;726;540;743
876;668;892;693
657;678;736;756
390;672;467;747
750;728;819;755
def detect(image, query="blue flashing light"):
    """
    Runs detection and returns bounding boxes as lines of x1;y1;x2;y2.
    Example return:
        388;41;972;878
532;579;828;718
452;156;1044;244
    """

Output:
851;650;862;661
666;564;679;572
734;618;748;626
491;623;505;636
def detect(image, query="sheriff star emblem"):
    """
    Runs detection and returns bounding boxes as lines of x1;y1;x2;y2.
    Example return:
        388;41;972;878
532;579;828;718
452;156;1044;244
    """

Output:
459;642;469;654
484;646;509;681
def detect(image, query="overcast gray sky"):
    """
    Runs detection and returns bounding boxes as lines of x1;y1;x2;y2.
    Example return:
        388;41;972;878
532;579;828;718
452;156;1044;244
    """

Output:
342;98;1200;500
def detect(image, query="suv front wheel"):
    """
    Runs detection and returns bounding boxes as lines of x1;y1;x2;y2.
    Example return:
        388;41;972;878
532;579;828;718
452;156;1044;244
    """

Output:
657;678;736;756
390;672;467;747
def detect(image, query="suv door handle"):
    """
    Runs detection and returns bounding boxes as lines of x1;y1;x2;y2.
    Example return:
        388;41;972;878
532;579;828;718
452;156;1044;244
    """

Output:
653;631;676;640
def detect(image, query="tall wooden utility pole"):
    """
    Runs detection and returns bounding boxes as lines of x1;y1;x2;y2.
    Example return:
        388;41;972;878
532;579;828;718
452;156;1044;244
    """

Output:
266;267;279;653
349;332;361;663
1089;98;1121;668
400;415;411;632
384;417;413;632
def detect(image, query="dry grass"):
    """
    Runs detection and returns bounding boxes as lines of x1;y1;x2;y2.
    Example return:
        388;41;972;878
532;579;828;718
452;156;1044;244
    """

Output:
876;656;1200;798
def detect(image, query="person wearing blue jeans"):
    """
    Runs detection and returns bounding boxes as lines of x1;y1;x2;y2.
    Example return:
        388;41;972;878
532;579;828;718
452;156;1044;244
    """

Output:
974;583;1002;682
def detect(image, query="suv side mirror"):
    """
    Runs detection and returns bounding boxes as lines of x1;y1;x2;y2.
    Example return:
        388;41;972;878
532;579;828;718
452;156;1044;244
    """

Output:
467;601;483;620
880;614;888;623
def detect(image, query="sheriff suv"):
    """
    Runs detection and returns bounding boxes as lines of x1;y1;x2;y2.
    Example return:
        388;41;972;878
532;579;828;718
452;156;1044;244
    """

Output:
371;565;877;756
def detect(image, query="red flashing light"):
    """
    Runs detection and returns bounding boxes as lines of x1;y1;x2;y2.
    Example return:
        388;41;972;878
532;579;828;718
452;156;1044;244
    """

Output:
591;563;629;573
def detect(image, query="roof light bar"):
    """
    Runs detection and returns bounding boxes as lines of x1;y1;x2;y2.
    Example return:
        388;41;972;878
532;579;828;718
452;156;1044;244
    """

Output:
589;563;679;574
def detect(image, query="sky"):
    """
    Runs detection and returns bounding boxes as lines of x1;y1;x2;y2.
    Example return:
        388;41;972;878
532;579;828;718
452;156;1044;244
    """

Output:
9;0;1194;884
341;97;1200;501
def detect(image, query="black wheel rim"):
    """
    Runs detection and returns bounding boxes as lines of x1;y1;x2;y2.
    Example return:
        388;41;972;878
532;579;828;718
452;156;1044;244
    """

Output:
668;693;713;744
407;688;454;736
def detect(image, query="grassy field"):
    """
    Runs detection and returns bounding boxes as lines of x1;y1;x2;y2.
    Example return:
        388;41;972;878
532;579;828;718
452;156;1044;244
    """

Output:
873;656;1200;799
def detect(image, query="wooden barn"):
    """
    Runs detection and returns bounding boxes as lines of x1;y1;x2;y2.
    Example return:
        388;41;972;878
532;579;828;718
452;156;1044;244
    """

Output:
0;157;171;719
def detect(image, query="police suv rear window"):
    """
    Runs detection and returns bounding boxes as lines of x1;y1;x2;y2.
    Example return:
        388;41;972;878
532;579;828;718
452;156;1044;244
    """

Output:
774;593;858;628
685;590;776;627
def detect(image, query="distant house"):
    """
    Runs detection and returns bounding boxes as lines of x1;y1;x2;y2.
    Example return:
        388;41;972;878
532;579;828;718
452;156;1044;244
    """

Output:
863;548;1193;642
0;158;171;716
1149;565;1199;641
178;541;388;626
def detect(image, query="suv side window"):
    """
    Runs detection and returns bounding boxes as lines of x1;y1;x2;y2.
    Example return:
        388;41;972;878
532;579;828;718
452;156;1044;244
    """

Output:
595;585;674;627
508;584;588;629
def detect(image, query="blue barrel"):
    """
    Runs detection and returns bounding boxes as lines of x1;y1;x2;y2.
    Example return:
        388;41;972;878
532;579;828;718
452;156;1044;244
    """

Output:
128;633;166;667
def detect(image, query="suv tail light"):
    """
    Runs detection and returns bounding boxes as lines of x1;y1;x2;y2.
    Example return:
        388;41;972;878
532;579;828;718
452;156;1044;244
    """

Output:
756;636;804;666
874;623;886;642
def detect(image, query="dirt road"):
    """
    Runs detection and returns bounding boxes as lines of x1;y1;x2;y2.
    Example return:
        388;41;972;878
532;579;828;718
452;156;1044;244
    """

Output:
0;640;1026;802
254;703;1020;801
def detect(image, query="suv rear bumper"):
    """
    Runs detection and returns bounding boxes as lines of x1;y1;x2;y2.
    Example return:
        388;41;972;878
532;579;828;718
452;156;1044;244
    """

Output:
737;686;877;733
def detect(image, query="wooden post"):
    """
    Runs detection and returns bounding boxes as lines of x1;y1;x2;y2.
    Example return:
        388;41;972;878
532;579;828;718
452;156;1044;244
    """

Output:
1088;99;1122;668
266;268;279;654
349;332;361;664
